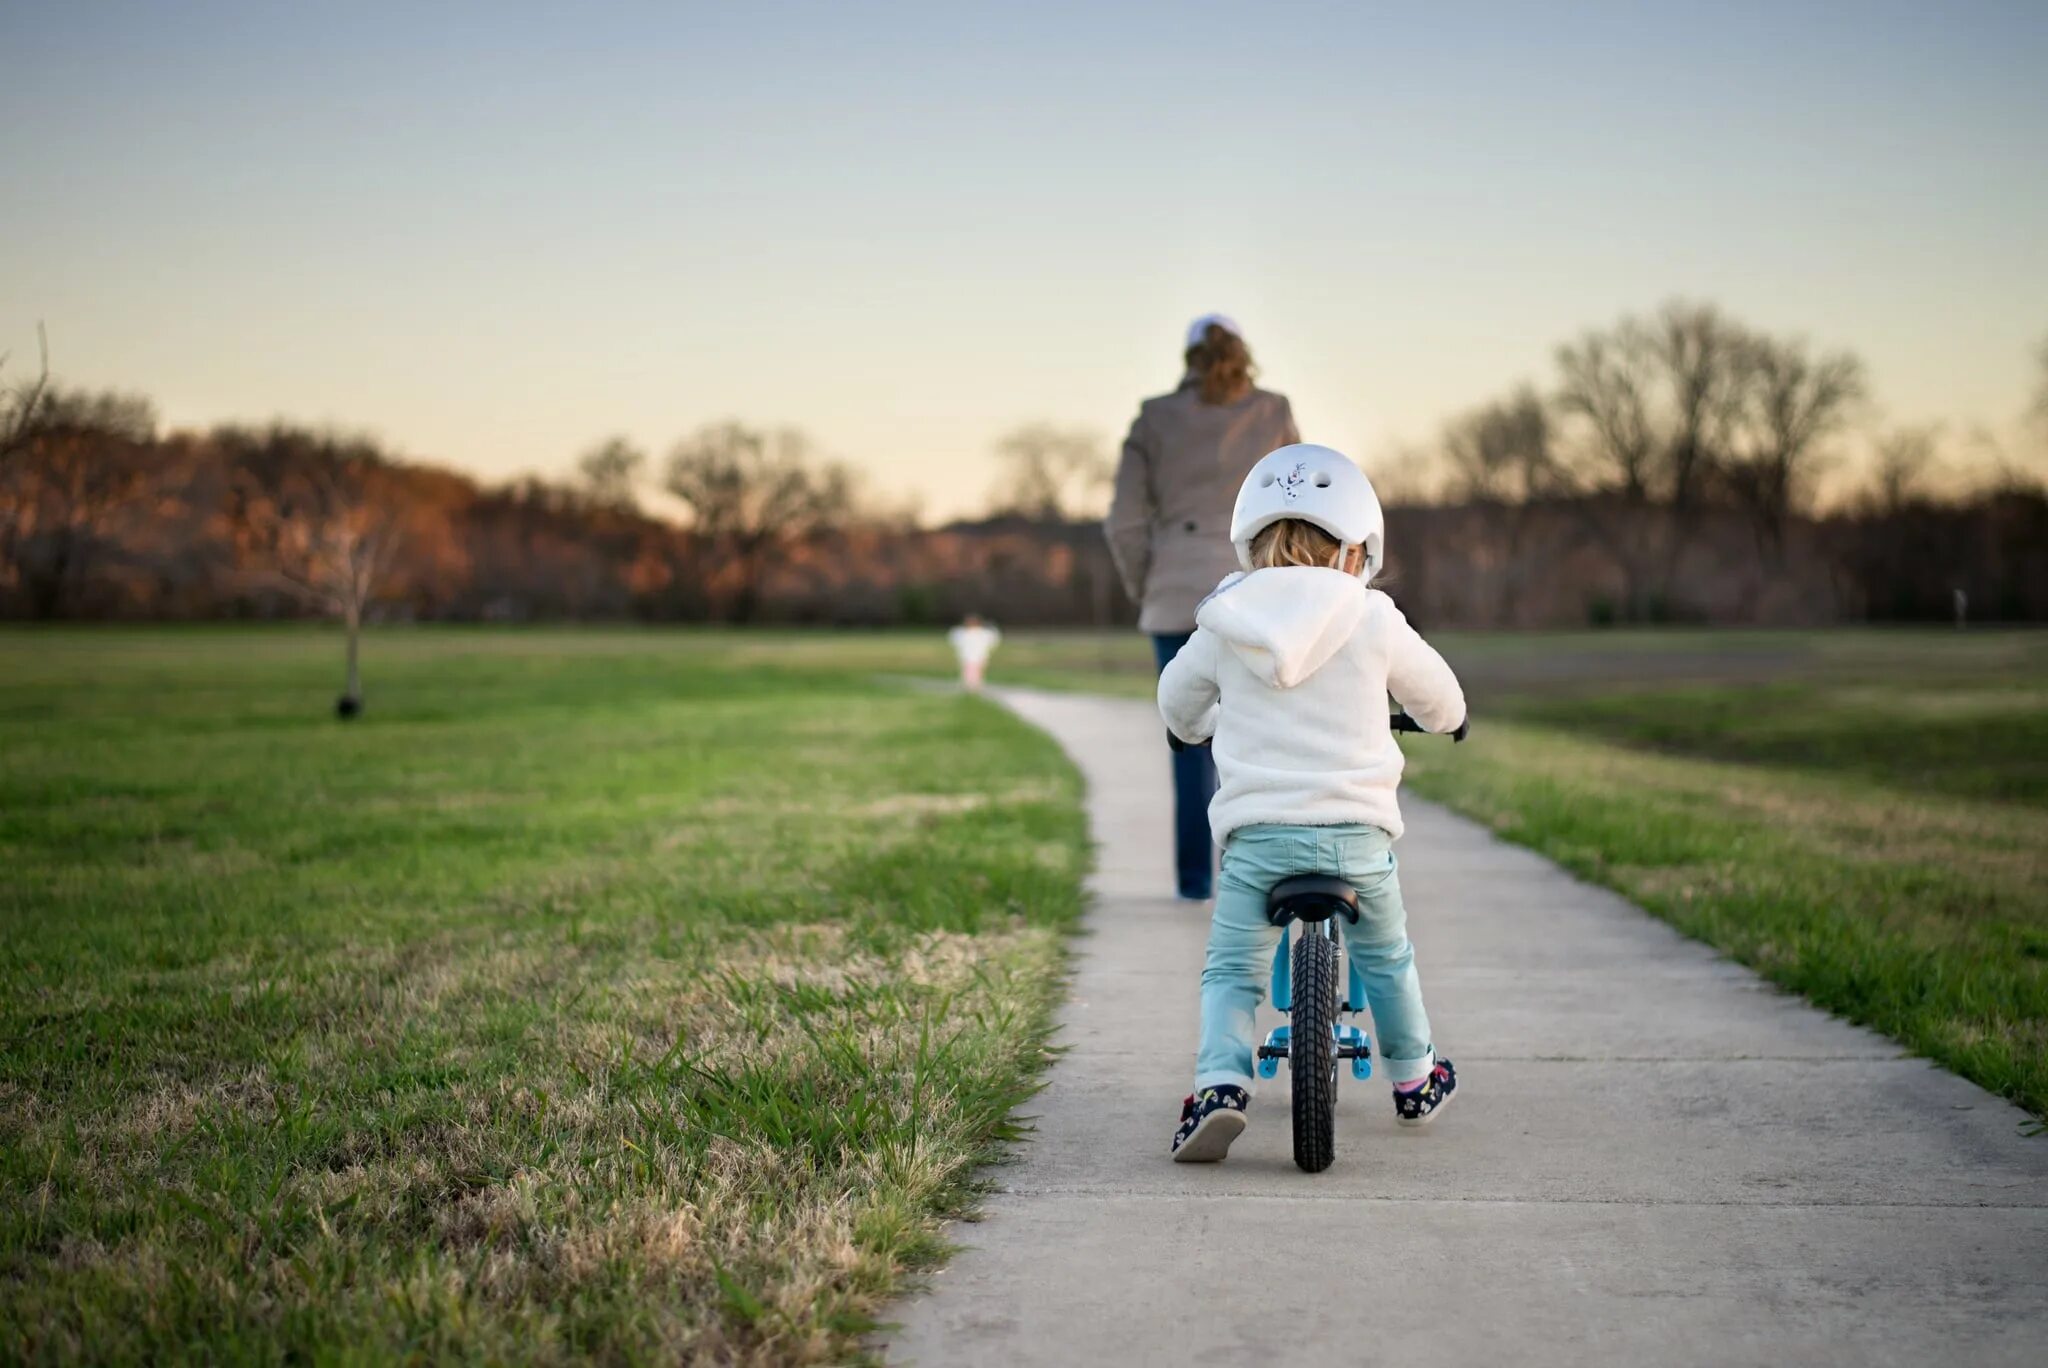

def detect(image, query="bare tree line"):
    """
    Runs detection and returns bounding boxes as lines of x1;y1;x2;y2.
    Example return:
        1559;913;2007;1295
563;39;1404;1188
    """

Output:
4;358;1119;704
985;423;1111;522
559;420;1110;623
1424;301;2044;622
3;305;2043;672
1439;301;1871;619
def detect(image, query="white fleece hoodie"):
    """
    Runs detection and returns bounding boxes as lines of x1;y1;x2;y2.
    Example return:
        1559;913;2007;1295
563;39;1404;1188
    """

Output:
1157;566;1466;844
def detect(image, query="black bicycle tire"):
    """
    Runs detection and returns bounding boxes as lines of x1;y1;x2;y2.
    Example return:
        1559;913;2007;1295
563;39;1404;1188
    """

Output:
1290;924;1340;1172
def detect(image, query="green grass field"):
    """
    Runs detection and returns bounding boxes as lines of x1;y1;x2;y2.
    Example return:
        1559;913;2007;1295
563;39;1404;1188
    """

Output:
920;624;2048;1118
1;629;1086;1364
5;624;2044;1363
1405;632;2048;1119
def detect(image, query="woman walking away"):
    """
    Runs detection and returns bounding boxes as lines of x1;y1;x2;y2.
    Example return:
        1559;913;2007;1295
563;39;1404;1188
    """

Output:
948;613;1001;692
1105;314;1300;901
1159;444;1469;1161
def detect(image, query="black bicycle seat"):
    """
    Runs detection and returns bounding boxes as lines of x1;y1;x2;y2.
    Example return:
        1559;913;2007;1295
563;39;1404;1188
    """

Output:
1265;875;1359;927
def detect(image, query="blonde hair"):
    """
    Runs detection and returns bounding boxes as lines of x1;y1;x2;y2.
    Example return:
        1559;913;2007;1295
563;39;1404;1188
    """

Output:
1250;517;1359;572
1184;323;1255;405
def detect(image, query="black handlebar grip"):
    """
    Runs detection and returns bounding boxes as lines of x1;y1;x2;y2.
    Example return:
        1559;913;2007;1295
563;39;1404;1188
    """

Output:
1390;712;1470;740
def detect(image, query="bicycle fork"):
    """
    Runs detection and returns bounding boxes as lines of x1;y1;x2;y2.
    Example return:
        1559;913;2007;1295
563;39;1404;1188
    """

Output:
1255;921;1374;1081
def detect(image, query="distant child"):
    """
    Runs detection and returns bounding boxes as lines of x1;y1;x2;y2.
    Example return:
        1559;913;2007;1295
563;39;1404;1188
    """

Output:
1158;444;1468;1161
948;613;1002;692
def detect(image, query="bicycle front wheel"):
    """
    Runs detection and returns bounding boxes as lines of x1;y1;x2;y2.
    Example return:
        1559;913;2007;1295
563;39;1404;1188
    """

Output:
1290;922;1340;1172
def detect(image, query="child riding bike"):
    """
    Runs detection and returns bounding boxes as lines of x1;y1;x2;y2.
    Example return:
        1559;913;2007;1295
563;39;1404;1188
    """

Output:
1158;444;1468;1161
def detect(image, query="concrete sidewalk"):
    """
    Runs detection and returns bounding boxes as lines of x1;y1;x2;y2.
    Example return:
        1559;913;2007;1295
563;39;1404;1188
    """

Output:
882;689;2048;1366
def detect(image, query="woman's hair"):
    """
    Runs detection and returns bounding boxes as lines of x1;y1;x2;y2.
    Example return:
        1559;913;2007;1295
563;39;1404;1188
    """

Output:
1249;518;1357;573
1184;323;1255;405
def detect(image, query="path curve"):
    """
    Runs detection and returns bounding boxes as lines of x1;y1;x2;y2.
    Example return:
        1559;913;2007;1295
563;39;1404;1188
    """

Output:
884;689;2047;1366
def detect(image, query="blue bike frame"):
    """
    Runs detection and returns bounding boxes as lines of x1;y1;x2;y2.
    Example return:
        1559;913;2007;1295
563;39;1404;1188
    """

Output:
1256;922;1374;1081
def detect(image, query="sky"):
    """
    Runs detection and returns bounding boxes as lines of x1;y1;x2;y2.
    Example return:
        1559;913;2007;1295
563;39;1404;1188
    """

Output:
4;1;2046;519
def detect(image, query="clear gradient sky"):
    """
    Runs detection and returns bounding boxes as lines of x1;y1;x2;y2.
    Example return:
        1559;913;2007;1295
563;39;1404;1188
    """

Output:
5;1;2045;518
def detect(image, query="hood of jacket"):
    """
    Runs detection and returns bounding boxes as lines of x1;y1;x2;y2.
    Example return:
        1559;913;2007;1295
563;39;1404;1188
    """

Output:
1194;566;1368;689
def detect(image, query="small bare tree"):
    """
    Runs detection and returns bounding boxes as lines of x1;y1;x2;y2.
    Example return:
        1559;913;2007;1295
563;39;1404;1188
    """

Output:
2;384;160;617
1442;386;1559;621
1444;386;1558;505
1;324;51;462
1722;334;1867;551
2030;331;2048;440
988;423;1109;521
223;430;399;716
1;326;53;600
1554;318;1663;615
1555;320;1659;503
1870;425;1941;514
576;436;646;512
663;422;853;622
1651;302;1747;517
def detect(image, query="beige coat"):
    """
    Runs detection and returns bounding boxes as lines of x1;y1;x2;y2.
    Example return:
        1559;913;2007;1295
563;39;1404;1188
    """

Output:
1104;379;1300;633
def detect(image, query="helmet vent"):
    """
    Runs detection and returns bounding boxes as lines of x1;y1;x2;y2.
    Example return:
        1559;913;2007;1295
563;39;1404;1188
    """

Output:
1259;472;1277;487
1312;472;1332;488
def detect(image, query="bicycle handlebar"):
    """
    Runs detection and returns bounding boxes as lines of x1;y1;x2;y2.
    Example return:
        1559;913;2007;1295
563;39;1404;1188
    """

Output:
1171;711;1469;750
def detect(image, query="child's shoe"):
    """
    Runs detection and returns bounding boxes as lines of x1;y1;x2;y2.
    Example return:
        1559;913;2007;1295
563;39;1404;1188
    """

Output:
1170;1085;1248;1161
1393;1058;1457;1127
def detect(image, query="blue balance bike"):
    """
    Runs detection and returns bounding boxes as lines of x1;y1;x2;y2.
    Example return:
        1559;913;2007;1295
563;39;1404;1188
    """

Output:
1255;711;1449;1173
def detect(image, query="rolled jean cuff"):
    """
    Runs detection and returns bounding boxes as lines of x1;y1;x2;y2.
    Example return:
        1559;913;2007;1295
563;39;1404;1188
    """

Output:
1382;1046;1435;1084
1194;1069;1256;1094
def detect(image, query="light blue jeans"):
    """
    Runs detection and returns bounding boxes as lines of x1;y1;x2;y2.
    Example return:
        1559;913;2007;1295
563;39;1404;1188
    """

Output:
1195;823;1435;1092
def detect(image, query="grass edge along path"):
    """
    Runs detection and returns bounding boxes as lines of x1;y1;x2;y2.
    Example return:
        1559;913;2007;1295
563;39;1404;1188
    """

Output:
1400;720;2048;1121
0;634;1090;1365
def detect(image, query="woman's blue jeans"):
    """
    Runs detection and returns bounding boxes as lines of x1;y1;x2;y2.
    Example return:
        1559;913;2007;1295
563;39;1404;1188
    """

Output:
1152;632;1217;899
1195;823;1436;1092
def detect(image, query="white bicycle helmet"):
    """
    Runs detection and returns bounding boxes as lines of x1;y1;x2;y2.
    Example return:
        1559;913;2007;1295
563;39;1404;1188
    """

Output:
1228;443;1385;579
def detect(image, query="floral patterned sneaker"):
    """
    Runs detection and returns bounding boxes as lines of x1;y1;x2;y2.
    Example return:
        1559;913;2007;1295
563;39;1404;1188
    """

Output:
1393;1057;1457;1127
1171;1084;1249;1161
